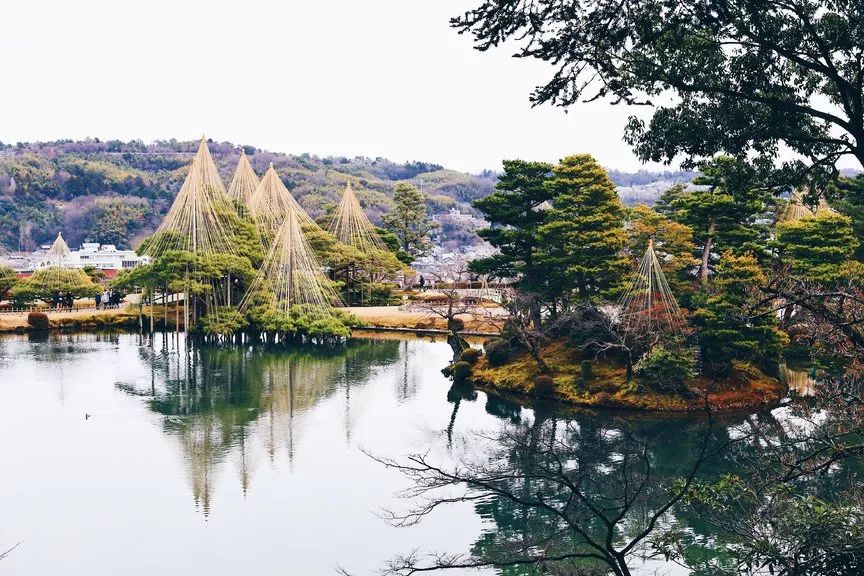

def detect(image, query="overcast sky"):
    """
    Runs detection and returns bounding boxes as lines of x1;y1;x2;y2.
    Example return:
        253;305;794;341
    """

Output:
2;0;836;174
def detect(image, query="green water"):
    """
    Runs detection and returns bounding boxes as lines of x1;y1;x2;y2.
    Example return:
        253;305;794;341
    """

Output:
0;332;829;575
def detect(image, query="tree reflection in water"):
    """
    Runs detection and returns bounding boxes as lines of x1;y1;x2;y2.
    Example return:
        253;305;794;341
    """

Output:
116;334;400;514
378;381;863;576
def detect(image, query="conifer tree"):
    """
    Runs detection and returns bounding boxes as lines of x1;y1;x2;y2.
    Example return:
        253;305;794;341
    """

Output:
0;264;16;299
837;175;864;262
693;252;786;373
656;156;774;284
538;154;629;302
382;182;438;263
776;212;860;283
470;160;557;301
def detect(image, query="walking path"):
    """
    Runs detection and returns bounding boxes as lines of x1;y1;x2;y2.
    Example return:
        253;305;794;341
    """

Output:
0;303;506;334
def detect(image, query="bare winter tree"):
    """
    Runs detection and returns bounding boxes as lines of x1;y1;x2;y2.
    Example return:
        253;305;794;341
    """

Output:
411;256;479;353
657;370;864;575
356;397;736;576
0;540;20;562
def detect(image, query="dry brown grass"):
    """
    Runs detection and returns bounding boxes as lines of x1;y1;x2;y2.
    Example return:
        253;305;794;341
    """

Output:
347;306;501;333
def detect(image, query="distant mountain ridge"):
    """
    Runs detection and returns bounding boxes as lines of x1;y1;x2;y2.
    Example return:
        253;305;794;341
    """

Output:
0;138;497;251
0;137;713;252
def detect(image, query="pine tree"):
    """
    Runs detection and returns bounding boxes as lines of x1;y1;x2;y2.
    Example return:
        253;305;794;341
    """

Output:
656;156;774;284
0;264;17;298
538;154;629;301
836;175;864;263
470;160;557;299
693;252;786;373
775;212;860;283
381;183;438;262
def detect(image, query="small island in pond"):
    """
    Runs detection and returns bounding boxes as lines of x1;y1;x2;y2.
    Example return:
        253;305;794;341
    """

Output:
1;143;861;414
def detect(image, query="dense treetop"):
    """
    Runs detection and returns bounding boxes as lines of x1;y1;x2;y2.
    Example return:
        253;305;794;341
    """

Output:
453;0;864;179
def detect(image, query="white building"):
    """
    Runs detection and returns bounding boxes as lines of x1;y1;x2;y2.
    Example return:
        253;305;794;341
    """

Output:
3;233;149;272
54;241;149;270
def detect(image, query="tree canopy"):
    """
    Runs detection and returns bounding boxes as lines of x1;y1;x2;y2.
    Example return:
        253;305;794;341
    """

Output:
470;159;555;299
0;265;17;299
776;211;860;282
452;0;864;177
381;182;438;263
540;154;630;301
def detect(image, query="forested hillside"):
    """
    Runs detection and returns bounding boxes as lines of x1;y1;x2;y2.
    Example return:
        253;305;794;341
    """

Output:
0;138;497;251
0;137;711;253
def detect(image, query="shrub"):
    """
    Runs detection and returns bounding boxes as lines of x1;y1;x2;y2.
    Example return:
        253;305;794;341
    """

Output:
451;361;472;383
27;311;50;331
634;346;696;394
200;307;247;336
460;348;481;364
581;360;593;380
448;316;465;331
485;339;511;366
533;375;555;397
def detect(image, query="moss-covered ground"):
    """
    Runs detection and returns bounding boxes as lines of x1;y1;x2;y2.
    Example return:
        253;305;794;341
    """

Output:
468;339;786;412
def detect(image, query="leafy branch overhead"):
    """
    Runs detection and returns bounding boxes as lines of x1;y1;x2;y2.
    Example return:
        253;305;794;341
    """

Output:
453;0;864;176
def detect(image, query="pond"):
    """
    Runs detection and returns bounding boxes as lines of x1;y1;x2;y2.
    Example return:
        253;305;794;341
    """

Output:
0;332;832;575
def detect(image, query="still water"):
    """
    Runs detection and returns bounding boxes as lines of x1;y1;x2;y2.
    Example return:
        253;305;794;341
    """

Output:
0;331;806;575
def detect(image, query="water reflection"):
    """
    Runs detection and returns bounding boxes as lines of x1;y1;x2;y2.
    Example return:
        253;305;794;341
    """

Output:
116;335;401;513
4;331;855;575
779;362;817;396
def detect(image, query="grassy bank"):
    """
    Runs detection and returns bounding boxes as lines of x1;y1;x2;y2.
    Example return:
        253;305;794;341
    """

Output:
0;308;143;333
0;305;502;335
466;340;786;412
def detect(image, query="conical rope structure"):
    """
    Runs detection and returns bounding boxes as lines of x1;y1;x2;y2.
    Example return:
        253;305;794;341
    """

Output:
816;196;835;214
240;207;343;318
46;232;71;265
616;240;687;343
327;181;387;252
777;189;814;224
227;151;260;211
249;163;317;247
141;137;236;257
30;232;92;294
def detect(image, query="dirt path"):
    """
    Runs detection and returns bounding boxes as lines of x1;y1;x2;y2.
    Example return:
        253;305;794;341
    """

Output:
0;306;133;331
348;306;503;333
1;304;505;334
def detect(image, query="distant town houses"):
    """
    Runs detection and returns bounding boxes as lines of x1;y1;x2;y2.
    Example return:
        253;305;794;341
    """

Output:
412;243;497;280
431;207;488;228
1;237;149;275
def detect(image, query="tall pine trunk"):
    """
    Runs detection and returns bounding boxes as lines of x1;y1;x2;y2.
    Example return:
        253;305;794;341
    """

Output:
700;219;716;285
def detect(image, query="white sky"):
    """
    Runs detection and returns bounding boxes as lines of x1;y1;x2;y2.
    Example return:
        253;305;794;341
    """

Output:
3;1;856;174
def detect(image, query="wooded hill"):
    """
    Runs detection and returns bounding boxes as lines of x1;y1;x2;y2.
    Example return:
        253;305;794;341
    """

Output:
0;138;498;251
0;137;723;253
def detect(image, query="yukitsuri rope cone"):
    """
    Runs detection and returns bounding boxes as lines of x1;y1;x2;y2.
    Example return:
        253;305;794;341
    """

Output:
327;181;387;252
249;163;316;247
240;206;343;319
777;189;814;223
30;232;92;294
816;196;835;214
227;151;260;211
616;239;687;344
46;232;71;265
137;137;240;328
141;137;236;257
